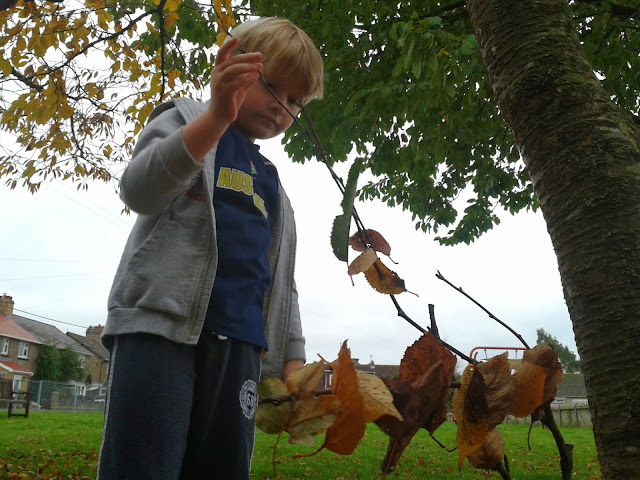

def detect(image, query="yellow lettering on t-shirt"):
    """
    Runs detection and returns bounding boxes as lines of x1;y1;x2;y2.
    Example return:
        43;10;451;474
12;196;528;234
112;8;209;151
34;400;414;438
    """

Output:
217;167;267;217
217;167;231;189
243;174;253;195
254;194;268;219
231;169;244;191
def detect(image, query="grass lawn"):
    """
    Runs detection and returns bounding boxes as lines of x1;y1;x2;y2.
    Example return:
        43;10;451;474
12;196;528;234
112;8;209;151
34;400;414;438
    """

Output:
0;412;601;479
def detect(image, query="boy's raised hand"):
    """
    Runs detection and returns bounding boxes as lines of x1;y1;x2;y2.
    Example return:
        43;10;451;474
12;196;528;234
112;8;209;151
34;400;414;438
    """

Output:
209;37;263;126
182;37;262;163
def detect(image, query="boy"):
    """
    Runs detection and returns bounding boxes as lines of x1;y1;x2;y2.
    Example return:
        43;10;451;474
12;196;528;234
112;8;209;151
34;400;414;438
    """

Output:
98;17;324;480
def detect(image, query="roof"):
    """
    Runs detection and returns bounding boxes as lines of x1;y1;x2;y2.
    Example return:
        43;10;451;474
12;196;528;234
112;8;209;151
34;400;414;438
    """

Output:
556;374;587;398
0;311;41;344
0;361;34;376
66;332;109;361
371;364;400;380
10;314;92;356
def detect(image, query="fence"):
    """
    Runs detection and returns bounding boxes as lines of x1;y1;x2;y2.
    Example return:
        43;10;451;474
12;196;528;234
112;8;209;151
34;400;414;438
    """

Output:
25;379;105;413
503;404;592;428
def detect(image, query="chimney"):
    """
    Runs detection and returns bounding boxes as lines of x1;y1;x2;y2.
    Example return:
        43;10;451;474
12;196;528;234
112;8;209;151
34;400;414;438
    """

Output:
86;325;104;342
0;294;14;316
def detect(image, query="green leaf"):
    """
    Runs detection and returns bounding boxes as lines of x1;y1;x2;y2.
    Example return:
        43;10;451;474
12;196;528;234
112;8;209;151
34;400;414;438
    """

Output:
331;160;362;262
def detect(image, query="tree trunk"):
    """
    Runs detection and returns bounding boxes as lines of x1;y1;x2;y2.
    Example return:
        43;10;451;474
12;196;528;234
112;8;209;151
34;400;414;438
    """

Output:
466;0;640;478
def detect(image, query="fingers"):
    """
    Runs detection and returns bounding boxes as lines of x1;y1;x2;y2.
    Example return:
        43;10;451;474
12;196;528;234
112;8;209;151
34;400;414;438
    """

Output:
214;37;238;66
215;37;263;69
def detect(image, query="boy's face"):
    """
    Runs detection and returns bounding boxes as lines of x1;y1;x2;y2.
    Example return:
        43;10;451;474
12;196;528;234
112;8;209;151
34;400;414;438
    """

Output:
232;70;306;142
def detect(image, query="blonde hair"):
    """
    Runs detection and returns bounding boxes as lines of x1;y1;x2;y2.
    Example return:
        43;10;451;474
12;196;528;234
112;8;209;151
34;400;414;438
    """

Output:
228;17;324;104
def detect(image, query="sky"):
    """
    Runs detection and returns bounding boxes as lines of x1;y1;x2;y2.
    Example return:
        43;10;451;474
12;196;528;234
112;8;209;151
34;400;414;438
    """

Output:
0;137;578;370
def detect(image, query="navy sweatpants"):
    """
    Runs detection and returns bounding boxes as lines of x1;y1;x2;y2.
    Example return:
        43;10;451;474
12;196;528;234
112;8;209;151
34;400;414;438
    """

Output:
97;332;261;480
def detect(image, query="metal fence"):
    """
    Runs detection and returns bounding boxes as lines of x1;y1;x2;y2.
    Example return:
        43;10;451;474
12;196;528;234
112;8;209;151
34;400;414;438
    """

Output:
26;379;105;413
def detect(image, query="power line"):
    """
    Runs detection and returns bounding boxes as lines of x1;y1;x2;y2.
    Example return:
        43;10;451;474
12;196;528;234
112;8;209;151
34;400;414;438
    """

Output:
0;257;111;264
49;182;133;230
13;308;89;330
2;272;106;281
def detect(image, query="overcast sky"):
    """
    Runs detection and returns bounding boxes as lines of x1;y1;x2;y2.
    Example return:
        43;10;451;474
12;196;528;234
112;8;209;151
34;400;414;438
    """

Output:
0;136;577;369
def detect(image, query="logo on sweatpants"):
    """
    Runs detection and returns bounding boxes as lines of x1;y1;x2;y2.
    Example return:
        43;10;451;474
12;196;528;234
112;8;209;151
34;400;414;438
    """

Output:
239;379;258;419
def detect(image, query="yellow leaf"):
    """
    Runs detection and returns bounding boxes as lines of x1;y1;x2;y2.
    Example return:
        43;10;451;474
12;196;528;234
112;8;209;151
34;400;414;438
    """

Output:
363;259;406;295
165;11;179;28
0;55;12;75
215;31;227;47
164;0;181;12
356;371;403;423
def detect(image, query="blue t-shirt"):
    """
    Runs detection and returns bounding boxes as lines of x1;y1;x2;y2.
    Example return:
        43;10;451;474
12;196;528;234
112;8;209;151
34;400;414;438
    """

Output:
203;126;279;350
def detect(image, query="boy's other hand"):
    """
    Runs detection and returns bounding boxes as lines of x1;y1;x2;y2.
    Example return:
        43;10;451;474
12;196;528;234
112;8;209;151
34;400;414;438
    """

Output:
209;37;263;126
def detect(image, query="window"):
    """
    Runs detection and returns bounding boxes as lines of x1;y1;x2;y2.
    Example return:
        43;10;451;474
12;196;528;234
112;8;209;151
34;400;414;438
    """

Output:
78;355;86;368
1;338;8;356
18;341;29;359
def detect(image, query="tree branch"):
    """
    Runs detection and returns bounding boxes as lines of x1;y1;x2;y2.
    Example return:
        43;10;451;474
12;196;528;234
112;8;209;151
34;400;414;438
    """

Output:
435;270;531;349
11;67;43;91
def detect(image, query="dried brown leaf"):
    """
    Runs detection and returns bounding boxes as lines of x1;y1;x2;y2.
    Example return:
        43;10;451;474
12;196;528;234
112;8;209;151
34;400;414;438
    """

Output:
322;341;367;455
509;361;547;418
347;248;377;275
377;359;456;475
256;378;289;435
363;259;405;295
285;360;326;399
399;332;456;384
287;395;342;446
453;354;515;469
524;344;563;408
468;428;505;470
348;229;391;256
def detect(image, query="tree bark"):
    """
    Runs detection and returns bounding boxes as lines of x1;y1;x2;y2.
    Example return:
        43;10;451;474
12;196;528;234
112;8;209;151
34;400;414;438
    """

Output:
466;0;640;478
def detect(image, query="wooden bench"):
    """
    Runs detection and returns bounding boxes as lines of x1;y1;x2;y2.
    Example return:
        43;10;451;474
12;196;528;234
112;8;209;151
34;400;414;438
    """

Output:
0;378;31;418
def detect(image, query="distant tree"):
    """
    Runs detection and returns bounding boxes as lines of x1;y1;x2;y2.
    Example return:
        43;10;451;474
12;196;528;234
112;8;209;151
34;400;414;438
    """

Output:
58;348;85;382
33;344;85;382
537;328;581;374
33;344;60;381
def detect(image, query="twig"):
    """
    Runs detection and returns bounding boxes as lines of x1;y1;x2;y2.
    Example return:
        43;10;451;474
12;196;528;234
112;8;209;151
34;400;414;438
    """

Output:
259;389;333;405
540;406;574;480
494;458;511;480
435;270;530;349
428;303;440;340
429;432;457;452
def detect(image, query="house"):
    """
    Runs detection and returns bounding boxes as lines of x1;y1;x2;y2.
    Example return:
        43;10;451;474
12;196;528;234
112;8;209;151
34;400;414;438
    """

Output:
552;373;588;408
0;294;41;392
67;326;109;393
0;294;95;396
322;359;400;389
